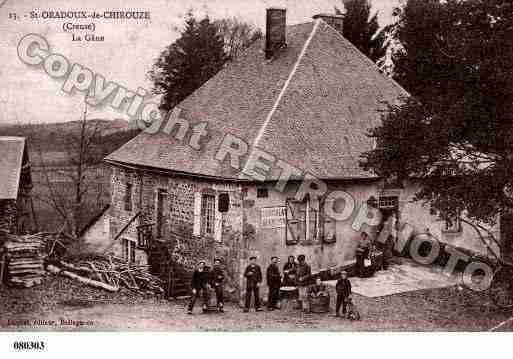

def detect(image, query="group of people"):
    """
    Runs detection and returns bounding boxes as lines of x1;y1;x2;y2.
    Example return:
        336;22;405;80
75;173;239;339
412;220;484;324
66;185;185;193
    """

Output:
355;213;399;277
188;254;353;318
187;258;225;314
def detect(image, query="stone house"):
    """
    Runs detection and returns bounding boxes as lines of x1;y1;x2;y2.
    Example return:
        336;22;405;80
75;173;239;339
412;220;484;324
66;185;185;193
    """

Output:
0;137;35;234
101;9;501;300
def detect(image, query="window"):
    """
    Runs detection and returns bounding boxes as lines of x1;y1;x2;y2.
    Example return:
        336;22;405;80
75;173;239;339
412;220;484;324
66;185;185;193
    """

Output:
124;183;133;211
122;238;136;264
285;197;320;245
201;194;215;236
257;187;268;198
379;196;398;209
218;193;230;212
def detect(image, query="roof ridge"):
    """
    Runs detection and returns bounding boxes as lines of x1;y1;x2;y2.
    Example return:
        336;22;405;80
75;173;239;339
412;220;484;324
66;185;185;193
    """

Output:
240;19;321;177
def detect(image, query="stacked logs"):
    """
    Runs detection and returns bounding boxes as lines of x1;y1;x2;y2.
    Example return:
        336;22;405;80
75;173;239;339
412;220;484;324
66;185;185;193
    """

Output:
2;233;45;288
0;231;164;295
46;256;164;295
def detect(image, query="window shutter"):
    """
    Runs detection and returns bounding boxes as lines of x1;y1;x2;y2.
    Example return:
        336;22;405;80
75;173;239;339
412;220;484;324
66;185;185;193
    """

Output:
286;200;305;245
193;192;201;236
322;198;336;244
214;202;222;242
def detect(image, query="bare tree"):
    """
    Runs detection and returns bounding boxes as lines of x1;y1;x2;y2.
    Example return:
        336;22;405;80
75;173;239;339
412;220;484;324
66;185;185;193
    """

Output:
31;101;104;238
214;17;262;61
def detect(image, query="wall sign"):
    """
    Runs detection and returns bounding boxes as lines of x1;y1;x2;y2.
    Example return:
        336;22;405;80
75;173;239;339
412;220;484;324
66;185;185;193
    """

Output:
261;206;286;228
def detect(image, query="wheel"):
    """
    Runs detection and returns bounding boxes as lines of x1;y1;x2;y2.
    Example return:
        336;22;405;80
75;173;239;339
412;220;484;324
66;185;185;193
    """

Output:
489;266;513;309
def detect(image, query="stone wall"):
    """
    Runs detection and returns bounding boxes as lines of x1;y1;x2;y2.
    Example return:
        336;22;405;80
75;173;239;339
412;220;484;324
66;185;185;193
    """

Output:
0;199;17;233
108;165;245;300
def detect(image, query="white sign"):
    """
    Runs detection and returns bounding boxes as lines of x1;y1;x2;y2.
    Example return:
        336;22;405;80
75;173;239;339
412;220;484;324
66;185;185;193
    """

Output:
261;206;286;228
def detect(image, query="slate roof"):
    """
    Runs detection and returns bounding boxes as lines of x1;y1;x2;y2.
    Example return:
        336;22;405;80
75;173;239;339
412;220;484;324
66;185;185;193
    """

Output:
106;19;409;180
0;137;26;199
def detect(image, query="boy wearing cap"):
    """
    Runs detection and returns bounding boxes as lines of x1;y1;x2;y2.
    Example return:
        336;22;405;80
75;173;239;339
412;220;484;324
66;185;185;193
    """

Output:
211;258;225;313
335;270;352;317
243;256;263;312
266;256;281;311
187;261;210;314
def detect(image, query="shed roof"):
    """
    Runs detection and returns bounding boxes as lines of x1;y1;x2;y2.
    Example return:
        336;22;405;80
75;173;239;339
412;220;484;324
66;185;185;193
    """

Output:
0;137;27;199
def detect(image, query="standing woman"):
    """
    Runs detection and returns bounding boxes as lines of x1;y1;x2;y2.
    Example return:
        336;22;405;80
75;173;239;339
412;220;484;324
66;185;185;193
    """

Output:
383;212;398;270
355;232;371;277
282;255;297;287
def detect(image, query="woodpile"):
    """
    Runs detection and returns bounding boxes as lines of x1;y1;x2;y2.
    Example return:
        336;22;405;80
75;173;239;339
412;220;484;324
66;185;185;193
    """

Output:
1;233;45;288
46;256;164;295
0;231;164;296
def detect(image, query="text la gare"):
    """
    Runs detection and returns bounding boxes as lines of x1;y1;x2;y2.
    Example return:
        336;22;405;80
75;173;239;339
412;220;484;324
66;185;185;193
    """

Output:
72;33;104;42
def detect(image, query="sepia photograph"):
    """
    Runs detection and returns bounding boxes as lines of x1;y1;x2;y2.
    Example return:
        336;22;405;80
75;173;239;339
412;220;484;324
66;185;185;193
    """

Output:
0;0;513;355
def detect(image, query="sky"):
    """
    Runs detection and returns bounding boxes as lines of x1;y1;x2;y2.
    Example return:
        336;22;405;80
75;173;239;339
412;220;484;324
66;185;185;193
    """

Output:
0;0;400;124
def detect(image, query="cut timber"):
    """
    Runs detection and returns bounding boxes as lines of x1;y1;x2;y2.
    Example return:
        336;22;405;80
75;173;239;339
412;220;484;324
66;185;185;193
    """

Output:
59;261;93;274
9;260;43;265
10;277;42;288
8;263;43;270
9;270;45;276
2;233;46;288
58;267;118;292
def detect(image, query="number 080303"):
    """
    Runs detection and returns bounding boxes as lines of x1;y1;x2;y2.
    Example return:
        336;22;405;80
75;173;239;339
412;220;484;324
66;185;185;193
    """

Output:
13;341;45;350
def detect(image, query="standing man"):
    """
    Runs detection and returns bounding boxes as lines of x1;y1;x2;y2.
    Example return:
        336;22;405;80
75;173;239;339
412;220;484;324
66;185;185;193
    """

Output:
187;261;210;314
243;256;263;312
282;255;297;287
266;256;282;311
296;254;312;312
335;270;352;317
355;232;371;277
211;258;225;313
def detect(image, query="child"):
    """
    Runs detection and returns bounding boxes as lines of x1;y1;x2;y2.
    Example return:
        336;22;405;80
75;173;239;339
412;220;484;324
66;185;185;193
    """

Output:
335;270;352;317
187;261;210;314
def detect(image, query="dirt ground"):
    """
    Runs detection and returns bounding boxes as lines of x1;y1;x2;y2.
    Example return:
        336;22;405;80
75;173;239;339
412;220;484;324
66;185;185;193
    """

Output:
1;276;513;331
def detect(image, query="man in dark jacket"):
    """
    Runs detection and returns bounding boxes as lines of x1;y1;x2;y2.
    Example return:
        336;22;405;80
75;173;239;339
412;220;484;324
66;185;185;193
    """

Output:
210;258;225;313
243;256;263;312
187;261;210;314
335;270;352;317
297;254;312;312
266;256;281;311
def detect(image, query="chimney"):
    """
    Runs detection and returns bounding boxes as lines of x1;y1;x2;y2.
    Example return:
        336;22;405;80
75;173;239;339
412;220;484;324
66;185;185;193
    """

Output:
312;13;344;33
265;7;286;59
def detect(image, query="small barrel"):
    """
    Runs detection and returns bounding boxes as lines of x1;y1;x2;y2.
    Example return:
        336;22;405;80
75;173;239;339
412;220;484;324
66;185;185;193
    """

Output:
280;286;299;299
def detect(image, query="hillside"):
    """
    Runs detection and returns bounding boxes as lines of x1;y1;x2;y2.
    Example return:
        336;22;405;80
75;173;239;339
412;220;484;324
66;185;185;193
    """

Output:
0;119;140;166
0;119;140;233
